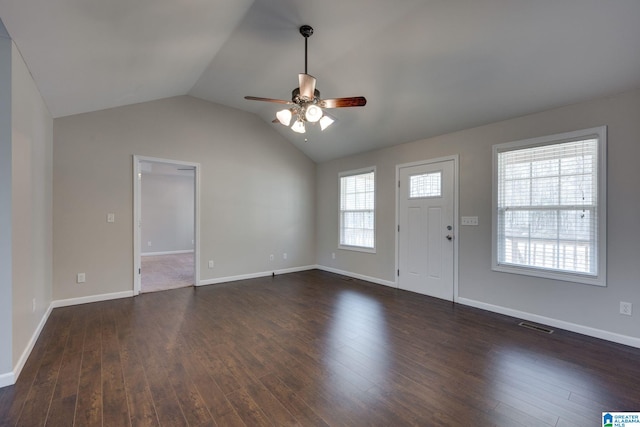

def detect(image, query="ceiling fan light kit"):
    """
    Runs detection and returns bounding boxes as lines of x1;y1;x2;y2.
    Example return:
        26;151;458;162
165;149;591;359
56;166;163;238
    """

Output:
245;25;366;135
276;109;293;126
305;104;323;122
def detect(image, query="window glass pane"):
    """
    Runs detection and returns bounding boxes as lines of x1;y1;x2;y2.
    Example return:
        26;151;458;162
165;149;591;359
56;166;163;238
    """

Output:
530;210;557;239
409;172;441;198
340;170;375;249
560;174;593;205
531;158;559;177
559;209;593;241
496;136;601;278
504;161;530;179
531;177;559;205
503;210;529;238
503;179;530;206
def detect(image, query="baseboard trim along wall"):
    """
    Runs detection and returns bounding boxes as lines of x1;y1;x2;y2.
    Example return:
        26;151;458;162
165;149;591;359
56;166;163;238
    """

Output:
199;265;317;286
141;249;194;257
4;303;55;388
316;265;397;288
0;372;14;389
457;297;640;349
51;290;135;309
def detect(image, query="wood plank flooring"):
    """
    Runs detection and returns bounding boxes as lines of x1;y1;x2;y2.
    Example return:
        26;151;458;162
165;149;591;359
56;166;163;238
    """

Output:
1;269;639;426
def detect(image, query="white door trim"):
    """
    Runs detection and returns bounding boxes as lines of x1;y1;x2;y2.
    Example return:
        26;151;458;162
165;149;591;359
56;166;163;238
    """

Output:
132;155;201;295
395;155;459;301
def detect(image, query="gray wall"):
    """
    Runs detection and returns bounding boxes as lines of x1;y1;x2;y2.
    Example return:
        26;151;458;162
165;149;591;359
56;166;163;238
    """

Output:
317;88;640;341
11;38;53;368
53;95;316;300
0;22;13;380
0;31;53;385
141;172;194;254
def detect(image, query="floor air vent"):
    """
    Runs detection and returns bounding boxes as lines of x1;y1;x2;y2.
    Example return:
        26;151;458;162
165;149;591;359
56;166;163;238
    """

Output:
518;321;554;334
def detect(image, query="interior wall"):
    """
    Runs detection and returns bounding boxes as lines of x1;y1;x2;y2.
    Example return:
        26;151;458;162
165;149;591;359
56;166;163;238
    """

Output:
11;41;54;368
317;88;640;341
53;95;316;300
0;22;13;381
141;172;194;254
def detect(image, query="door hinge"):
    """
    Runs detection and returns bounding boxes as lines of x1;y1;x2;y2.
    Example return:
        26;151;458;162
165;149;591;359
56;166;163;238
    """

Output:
139;268;141;274
397;225;400;232
397;269;400;276
398;180;400;188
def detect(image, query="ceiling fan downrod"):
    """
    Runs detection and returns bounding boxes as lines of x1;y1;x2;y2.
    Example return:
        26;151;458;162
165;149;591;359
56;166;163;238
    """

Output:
299;25;313;74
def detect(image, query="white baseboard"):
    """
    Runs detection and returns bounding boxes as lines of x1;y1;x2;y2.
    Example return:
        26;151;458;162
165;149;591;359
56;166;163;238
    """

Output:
51;290;134;308
1;302;53;388
316;265;397;288
457;297;640;349
0;371;14;388
199;265;317;286
141;250;194;257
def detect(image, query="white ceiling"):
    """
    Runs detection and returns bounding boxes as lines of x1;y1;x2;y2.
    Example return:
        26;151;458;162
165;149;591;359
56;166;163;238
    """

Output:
2;0;640;162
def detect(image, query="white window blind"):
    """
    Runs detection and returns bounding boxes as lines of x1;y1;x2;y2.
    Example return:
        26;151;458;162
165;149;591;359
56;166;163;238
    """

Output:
340;169;375;250
494;128;606;285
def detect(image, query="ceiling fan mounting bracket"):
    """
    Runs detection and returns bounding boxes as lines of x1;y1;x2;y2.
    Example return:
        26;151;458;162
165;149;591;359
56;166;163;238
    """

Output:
299;25;314;38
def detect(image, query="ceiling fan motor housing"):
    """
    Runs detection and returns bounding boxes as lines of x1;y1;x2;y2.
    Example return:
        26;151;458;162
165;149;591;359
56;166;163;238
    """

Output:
292;87;320;103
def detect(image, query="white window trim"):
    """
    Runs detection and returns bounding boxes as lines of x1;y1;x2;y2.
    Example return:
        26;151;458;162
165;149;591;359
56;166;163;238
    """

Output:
491;126;607;287
339;166;376;253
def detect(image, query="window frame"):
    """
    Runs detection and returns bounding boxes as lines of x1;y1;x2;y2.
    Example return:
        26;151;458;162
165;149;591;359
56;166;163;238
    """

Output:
491;126;607;286
339;166;376;253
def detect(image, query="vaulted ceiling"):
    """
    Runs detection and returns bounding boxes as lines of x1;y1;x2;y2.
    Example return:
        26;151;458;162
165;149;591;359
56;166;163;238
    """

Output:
2;0;640;162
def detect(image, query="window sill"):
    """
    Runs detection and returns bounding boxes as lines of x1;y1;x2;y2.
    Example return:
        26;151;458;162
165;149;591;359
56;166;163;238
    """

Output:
492;263;606;287
339;245;376;254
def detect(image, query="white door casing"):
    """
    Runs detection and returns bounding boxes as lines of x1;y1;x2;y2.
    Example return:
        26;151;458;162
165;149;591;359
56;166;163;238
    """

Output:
397;158;457;301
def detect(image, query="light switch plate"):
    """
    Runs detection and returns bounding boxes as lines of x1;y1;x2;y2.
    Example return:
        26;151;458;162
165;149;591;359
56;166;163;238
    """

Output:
107;213;115;223
461;216;479;226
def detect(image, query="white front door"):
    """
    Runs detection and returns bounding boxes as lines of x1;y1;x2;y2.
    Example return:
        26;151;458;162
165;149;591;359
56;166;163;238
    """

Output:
398;159;455;301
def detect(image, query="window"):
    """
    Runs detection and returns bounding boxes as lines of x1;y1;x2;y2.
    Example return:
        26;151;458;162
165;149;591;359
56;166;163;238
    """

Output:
492;127;606;286
340;167;375;251
409;172;442;198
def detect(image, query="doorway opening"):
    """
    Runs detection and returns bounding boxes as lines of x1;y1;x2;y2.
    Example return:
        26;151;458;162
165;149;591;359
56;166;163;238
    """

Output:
133;155;200;295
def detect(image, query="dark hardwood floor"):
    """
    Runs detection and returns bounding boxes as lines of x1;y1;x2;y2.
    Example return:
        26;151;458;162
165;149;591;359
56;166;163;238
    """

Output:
1;269;639;426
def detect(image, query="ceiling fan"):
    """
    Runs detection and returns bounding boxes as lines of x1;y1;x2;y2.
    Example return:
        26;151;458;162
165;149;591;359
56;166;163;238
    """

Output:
244;25;366;134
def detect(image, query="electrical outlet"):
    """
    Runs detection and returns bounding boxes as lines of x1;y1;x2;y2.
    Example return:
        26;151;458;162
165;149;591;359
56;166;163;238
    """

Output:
269;254;274;262
32;298;36;313
620;301;632;316
208;260;214;269
77;273;86;283
332;252;336;260
283;253;287;260
147;241;152;247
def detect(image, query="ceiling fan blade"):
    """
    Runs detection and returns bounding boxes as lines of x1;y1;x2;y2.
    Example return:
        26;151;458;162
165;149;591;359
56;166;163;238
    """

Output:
298;74;317;100
320;96;367;108
244;96;292;105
